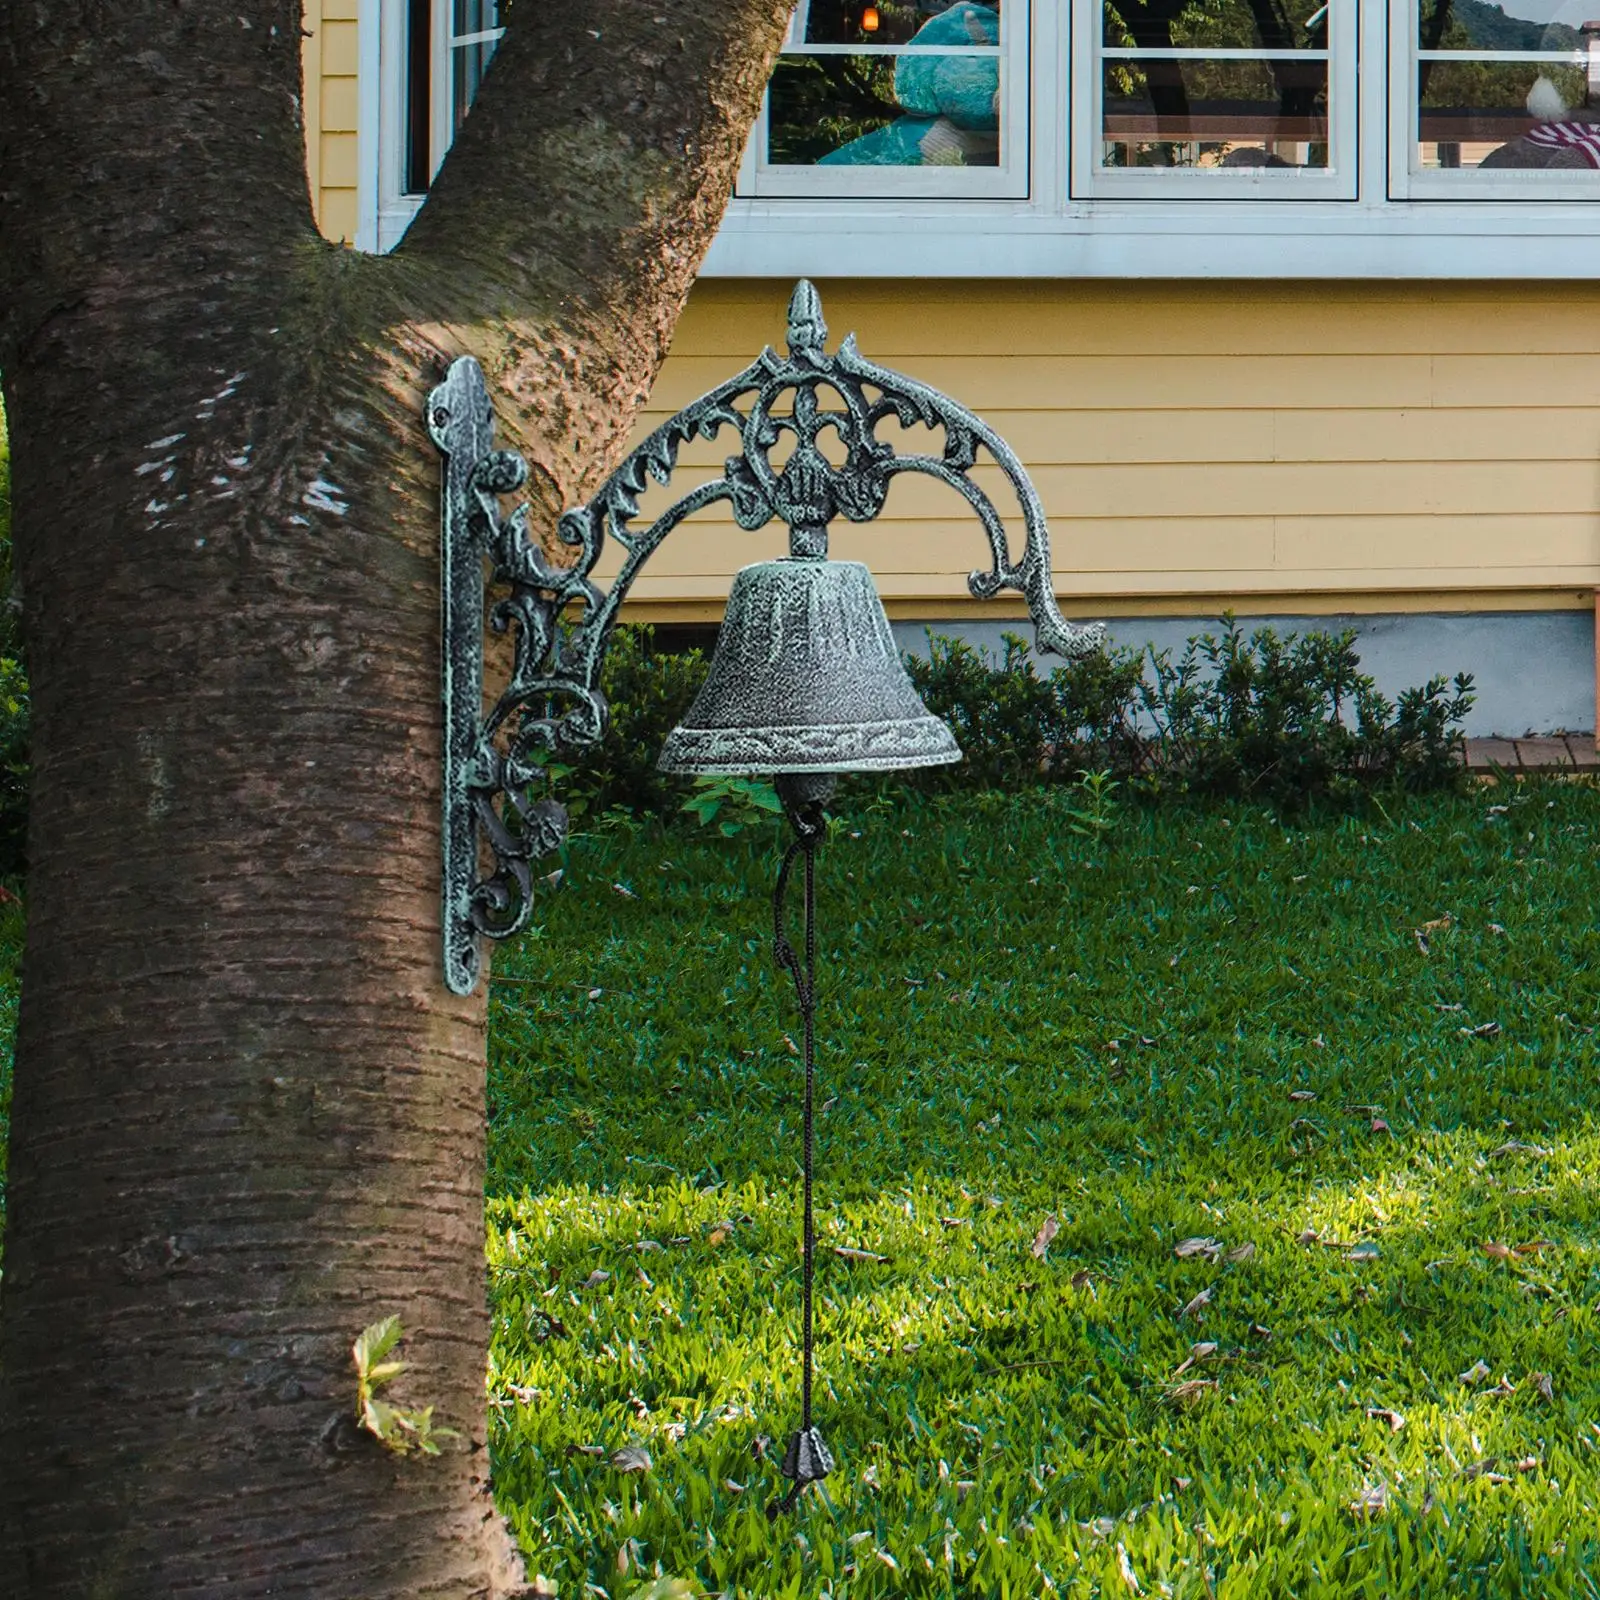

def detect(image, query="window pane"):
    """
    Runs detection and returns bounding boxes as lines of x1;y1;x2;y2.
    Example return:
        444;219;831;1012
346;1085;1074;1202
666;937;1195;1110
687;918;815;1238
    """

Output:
452;37;499;132
1417;0;1581;52
799;0;1004;47
1418;59;1599;168
1105;0;1327;52
453;0;498;38
769;52;1001;165
1102;59;1329;168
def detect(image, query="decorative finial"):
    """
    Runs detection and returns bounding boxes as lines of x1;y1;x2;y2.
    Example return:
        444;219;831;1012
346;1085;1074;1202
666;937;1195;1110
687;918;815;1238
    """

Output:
786;280;828;360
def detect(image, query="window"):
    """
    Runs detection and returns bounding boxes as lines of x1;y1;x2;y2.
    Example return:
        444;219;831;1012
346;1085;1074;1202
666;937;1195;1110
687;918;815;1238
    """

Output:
1074;0;1356;196
362;0;1600;275
742;0;1031;196
1392;0;1600;198
377;0;503;248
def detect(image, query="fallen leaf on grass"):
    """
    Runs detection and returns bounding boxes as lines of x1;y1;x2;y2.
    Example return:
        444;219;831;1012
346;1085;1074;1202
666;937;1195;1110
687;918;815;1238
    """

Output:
634;1239;663;1253
1173;1341;1218;1376
1297;1228;1320;1246
1347;1243;1380;1262
833;1246;889;1264
1482;1240;1517;1262
940;1216;969;1230
624;1582;695;1600
1174;1237;1222;1261
611;882;636;898
581;1270;611;1290
1516;1456;1540;1473
1117;1542;1142;1593
1348;1483;1389;1518
567;1443;606;1458
1179;1286;1213;1321
1459;1459;1509;1485
1515;1238;1554;1254
1459;1359;1491;1385
1536;1372;1556;1401
707;1228;730;1247
610;1445;652;1474
1490;1140;1550;1159
1227;1242;1256;1264
1288;1089;1317;1102
1163;1379;1218;1409
1031;1215;1060;1260
1071;1269;1095;1291
1460;1021;1502;1039
1366;1407;1406;1432
1370;1117;1392;1135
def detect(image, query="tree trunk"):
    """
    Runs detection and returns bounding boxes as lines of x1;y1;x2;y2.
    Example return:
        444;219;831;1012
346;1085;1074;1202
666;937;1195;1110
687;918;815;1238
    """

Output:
0;1;788;1592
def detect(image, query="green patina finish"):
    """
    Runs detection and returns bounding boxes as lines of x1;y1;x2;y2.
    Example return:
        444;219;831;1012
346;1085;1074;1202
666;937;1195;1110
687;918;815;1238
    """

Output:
433;280;1102;995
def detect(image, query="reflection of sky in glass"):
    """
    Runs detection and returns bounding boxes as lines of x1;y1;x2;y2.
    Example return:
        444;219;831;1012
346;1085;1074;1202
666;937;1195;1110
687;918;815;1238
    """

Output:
1490;0;1594;21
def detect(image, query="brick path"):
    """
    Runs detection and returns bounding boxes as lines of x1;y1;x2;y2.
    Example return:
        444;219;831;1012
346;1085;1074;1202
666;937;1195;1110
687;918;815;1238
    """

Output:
1460;734;1599;771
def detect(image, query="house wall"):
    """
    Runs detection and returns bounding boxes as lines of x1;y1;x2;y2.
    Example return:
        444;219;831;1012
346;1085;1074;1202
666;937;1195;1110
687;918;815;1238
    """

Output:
619;279;1600;628
302;0;360;243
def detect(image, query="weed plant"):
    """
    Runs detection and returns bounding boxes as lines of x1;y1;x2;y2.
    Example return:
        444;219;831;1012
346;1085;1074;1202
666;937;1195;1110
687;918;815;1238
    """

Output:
483;778;1600;1597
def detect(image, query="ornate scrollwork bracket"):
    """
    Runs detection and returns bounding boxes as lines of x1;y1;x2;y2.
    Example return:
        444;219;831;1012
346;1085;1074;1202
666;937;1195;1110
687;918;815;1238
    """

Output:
430;280;1104;995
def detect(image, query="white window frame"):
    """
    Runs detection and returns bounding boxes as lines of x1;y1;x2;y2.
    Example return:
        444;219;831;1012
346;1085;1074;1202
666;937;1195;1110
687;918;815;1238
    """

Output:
374;0;503;251
1071;0;1357;199
738;0;1032;199
1388;2;1600;200
353;0;1600;276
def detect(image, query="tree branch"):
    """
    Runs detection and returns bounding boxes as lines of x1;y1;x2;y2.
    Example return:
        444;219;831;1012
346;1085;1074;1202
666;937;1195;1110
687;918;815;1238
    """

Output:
395;0;794;513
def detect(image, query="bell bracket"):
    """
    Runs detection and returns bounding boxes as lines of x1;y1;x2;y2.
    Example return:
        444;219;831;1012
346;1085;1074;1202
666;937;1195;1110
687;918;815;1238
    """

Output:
431;280;1104;994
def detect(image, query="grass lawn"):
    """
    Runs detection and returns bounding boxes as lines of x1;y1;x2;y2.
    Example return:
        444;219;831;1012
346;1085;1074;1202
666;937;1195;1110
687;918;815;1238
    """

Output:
485;781;1600;1599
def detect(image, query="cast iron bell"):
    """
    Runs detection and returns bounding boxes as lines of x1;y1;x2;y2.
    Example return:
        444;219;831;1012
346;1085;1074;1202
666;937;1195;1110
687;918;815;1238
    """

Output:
657;554;961;777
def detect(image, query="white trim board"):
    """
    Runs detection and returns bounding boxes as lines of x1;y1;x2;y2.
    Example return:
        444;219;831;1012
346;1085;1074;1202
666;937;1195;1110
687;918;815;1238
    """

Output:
703;199;1600;277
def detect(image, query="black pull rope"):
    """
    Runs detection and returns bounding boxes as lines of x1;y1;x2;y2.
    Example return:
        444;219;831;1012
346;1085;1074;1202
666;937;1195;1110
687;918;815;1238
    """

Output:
769;796;833;1517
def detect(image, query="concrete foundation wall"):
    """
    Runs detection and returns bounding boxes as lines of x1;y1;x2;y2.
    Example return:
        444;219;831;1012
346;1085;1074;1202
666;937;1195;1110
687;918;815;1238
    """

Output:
892;611;1595;739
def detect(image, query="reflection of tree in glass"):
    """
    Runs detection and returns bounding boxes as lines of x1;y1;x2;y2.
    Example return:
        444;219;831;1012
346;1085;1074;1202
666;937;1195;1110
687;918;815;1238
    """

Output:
1418;0;1581;101
1422;58;1584;112
1103;0;1327;120
768;56;901;164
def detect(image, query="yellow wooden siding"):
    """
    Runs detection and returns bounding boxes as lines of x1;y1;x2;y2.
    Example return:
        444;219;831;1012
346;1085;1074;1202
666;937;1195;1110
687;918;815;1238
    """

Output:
301;0;359;243
610;280;1600;621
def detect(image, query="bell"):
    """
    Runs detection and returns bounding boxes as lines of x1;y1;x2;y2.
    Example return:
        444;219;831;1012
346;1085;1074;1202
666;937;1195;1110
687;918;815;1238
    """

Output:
657;555;961;776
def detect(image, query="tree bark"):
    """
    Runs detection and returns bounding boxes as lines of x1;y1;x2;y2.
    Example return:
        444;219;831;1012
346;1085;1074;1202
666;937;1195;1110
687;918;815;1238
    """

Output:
0;1;788;1592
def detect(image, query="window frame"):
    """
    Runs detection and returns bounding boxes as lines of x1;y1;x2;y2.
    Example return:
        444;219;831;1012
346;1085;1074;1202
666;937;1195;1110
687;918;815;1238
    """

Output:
356;0;1600;277
374;0;503;251
1070;0;1358;199
737;0;1033;200
1387;0;1600;201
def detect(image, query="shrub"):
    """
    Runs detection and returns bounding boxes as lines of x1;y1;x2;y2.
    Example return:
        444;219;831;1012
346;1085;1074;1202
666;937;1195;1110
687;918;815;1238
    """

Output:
1136;616;1474;806
580;615;1472;820
901;630;1147;791
563;623;709;822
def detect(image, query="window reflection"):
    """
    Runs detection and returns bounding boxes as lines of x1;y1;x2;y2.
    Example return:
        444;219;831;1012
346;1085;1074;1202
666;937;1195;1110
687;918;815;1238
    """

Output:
1416;0;1600;171
1100;0;1333;171
768;1;1004;168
